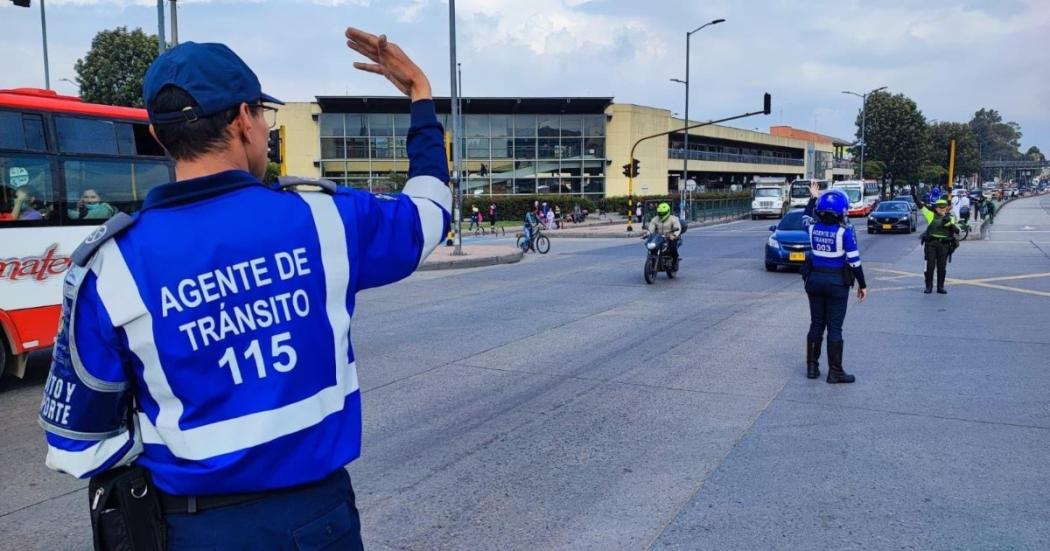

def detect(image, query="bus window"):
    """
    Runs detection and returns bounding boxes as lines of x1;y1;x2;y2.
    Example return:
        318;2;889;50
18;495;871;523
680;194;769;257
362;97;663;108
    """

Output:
0;111;47;152
63;158;171;218
0;154;54;222
132;123;166;156
56;116;123;155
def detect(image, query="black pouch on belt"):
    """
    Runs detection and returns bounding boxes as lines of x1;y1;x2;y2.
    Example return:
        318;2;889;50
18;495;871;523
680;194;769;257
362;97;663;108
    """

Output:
89;466;166;551
841;262;856;288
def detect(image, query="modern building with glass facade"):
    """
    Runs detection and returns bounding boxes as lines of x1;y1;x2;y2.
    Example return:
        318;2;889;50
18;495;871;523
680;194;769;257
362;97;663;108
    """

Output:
278;96;853;198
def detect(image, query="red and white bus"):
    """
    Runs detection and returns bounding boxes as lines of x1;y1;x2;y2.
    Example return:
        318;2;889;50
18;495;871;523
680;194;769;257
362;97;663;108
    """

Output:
832;179;881;216
0;88;173;378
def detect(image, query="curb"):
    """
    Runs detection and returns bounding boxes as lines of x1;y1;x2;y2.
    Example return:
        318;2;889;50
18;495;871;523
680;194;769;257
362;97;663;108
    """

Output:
419;249;524;271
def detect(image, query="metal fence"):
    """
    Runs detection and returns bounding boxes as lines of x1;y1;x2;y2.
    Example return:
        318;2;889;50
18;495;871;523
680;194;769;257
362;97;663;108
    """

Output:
684;197;751;223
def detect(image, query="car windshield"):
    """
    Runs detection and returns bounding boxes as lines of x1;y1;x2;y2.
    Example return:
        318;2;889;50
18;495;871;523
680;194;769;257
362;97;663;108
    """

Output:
755;188;780;198
778;211;805;230
876;202;909;213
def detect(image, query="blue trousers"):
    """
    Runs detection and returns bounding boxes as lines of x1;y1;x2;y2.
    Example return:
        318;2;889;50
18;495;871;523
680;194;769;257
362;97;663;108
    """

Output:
166;469;363;551
806;271;849;343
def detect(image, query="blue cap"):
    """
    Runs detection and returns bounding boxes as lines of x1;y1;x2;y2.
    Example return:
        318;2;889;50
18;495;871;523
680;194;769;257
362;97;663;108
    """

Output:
143;42;282;124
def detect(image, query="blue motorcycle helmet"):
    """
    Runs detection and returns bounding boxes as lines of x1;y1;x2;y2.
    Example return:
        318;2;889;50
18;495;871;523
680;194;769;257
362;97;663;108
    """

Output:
815;189;849;223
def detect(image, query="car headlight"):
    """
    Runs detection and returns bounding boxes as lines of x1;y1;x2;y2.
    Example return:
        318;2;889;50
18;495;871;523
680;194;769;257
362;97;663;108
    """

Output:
767;236;779;248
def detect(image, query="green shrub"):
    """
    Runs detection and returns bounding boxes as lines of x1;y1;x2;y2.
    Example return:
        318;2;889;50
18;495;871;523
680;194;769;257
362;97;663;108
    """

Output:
597;192;750;213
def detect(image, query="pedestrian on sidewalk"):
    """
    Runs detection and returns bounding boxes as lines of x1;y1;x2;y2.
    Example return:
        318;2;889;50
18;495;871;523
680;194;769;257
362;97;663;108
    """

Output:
39;29;451;550
489;202;497;227
554;204;562;228
635;204;643;224
983;199;996;224
469;205;480;230
801;182;867;384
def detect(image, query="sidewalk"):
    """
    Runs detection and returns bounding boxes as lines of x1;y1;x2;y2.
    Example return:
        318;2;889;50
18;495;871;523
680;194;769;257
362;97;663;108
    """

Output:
420;243;523;271
539;212;750;238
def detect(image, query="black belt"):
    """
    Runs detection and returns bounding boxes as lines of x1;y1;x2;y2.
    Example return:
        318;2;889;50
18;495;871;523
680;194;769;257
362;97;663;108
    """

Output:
812;266;843;274
160;469;343;515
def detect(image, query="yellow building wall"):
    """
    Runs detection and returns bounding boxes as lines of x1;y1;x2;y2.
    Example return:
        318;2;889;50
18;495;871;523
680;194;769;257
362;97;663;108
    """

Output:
279;102;321;179
605;104;672;197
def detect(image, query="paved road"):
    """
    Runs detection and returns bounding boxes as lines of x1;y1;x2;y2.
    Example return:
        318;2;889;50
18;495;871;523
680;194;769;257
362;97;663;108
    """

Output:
1;197;1048;550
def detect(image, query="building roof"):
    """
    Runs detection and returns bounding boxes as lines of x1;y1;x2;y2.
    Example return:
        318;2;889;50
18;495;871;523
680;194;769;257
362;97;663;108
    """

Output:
315;96;613;115
769;125;853;146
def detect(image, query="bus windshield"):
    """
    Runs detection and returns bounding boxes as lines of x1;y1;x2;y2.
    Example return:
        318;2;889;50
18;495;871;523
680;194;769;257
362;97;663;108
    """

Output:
837;187;862;204
790;184;811;199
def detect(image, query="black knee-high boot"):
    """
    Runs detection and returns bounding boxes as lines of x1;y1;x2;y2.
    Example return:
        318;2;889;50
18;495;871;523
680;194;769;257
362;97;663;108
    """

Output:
826;341;855;384
806;339;822;379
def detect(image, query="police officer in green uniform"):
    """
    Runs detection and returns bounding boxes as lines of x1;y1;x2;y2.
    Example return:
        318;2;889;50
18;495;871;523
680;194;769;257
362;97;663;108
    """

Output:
914;193;959;294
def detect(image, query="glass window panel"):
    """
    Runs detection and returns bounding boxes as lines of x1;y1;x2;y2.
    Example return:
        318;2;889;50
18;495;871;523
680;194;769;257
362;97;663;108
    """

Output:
368;114;393;137
393;114;410;136
394;137;408;159
114;124;135;156
583;160;604;176
319;114;344;137
559;136;583;159
345;114;367;137
537;138;560;159
584;114;606;137
370;137;394;159
514;115;536;137
0;154;54;222
534;159;561;178
463;175;489;196
347;138;369;158
320;138;346;159
491;178;511;195
560;160;584;177
553;177;574;194
538;115;559;137
56;117;118;155
0;112;25;149
346;161;370;173
490;115;511;138
535;177;556;194
513;161;537;176
583;177;605;195
584;137;605;159
513;178;536;194
513;138;536;159
346;179;369;190
466;138;489;159
561;115;582;137
465;115;489;138
23;114;46;151
490;138;511;159
62;159;170;218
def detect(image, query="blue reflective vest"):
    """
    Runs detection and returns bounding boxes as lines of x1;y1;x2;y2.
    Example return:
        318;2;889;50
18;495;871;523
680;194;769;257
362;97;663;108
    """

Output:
41;100;451;496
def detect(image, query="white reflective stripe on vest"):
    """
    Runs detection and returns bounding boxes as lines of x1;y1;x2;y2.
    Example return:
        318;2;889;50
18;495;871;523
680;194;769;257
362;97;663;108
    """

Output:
104;192;358;461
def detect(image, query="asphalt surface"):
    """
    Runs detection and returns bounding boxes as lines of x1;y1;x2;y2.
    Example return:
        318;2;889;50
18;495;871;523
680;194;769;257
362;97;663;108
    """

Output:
1;196;1048;550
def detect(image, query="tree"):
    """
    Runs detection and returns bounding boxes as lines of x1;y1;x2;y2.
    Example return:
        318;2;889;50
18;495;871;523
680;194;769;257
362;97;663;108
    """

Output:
862;159;885;180
853;90;929;184
969;108;1023;161
74;27;158;107
927;121;980;183
263;162;281;184
1025;146;1045;162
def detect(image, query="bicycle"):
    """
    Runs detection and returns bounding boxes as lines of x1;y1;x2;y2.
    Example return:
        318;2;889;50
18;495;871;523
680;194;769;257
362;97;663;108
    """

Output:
516;226;550;254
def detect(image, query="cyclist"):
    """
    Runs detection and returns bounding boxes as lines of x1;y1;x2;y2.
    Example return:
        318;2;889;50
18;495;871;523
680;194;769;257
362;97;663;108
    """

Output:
521;207;542;251
647;202;682;262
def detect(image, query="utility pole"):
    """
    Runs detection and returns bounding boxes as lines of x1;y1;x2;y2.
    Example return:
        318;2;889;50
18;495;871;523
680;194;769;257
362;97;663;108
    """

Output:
170;0;179;46
40;0;50;89
157;0;167;54
678;18;724;219
842;86;886;181
448;0;464;255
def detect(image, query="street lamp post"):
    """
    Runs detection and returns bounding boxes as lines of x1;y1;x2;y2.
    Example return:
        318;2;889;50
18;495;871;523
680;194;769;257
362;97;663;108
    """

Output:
678;18;724;218
842;86;886;181
448;0;464;255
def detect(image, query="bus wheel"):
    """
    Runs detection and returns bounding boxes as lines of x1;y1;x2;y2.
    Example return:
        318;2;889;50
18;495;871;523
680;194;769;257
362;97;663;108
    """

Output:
0;339;7;380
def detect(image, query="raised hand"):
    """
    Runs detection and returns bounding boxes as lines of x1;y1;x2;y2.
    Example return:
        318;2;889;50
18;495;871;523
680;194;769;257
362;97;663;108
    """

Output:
345;27;432;102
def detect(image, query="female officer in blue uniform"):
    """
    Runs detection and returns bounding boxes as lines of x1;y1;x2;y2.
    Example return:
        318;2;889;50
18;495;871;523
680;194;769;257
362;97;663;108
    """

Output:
802;183;868;383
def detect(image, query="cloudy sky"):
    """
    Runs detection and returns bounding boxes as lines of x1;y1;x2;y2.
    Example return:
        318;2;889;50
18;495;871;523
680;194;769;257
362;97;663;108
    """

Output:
2;0;1047;150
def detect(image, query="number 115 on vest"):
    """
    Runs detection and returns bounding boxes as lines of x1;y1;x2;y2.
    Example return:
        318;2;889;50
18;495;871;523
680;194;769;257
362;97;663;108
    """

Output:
218;331;297;385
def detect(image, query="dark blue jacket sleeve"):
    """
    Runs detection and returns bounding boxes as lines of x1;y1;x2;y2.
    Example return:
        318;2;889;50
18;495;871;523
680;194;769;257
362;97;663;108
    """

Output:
408;100;449;183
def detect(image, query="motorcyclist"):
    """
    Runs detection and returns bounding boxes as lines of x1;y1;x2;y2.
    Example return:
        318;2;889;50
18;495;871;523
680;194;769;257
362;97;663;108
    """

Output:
647;202;682;261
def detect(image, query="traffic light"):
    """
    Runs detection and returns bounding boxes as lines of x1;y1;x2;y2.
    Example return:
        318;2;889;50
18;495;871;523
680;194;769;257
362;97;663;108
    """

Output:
763;93;772;115
621;158;641;178
267;129;282;164
11;0;32;6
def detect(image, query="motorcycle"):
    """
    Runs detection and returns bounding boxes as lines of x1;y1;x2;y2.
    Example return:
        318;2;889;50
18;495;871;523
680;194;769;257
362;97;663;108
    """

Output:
642;232;680;284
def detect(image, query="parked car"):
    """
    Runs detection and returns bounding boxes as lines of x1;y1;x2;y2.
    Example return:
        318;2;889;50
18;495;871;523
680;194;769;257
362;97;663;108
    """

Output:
765;209;809;271
867;200;917;234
